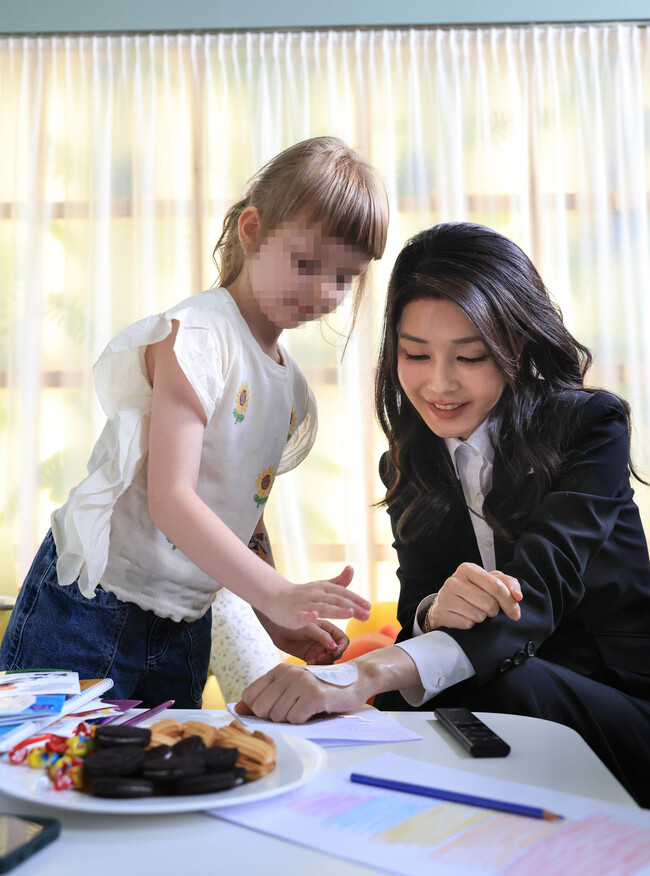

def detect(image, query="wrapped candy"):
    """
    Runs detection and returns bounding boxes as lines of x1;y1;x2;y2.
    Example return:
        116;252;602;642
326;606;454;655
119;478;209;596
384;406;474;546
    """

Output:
47;753;79;780
65;735;94;757
26;746;61;769
10;724;97;788
8;734;57;765
52;764;85;791
49;755;84;789
44;735;68;754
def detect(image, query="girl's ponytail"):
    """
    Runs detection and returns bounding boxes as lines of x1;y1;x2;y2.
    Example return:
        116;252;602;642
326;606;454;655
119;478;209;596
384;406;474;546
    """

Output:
213;196;250;288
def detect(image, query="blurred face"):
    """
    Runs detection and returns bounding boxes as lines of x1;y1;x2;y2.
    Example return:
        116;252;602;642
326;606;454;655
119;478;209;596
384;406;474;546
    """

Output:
396;297;506;441
247;221;369;330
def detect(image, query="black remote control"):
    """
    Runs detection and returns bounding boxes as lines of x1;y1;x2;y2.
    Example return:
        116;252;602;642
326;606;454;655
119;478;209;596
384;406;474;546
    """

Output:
434;707;511;757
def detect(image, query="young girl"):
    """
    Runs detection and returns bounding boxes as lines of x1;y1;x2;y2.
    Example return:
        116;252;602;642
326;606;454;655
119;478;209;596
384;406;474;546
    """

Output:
237;222;650;807
0;137;389;708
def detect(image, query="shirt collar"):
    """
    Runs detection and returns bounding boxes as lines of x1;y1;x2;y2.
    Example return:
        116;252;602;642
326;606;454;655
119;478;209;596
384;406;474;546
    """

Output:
444;418;496;478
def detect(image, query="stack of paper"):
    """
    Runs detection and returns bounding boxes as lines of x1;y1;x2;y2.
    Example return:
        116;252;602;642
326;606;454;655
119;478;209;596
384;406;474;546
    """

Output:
227;703;424;747
0;671;114;752
0;670;81;726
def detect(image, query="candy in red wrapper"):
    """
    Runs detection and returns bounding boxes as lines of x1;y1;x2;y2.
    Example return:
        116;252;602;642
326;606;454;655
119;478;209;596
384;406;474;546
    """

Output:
8;733;57;764
8;747;28;765
53;770;75;791
45;735;68;754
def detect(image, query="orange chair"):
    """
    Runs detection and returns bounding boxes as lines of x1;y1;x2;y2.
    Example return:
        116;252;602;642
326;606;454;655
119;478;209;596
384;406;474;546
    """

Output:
344;601;399;642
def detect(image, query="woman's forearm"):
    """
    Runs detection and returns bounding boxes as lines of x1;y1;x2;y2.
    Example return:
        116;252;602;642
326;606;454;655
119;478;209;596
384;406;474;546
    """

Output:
353;645;422;700
237;645;423;723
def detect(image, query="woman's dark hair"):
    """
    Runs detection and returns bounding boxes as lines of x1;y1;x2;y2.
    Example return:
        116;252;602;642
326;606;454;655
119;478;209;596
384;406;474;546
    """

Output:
375;222;637;543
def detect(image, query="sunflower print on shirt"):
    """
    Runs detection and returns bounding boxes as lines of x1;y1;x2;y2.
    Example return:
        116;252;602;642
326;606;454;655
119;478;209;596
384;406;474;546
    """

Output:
287;405;297;442
233;381;250;423
254;466;275;508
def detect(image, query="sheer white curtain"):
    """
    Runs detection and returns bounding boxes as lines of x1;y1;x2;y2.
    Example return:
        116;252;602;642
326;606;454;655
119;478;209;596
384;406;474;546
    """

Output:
1;26;649;690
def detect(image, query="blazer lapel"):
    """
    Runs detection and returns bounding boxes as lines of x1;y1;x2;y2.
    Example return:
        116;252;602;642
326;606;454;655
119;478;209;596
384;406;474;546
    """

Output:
490;448;515;568
440;480;483;568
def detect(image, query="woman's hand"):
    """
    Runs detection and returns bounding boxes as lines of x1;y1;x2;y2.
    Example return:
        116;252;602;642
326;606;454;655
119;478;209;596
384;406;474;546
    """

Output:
425;562;522;631
261;565;370;630
235;663;367;723
235;646;421;724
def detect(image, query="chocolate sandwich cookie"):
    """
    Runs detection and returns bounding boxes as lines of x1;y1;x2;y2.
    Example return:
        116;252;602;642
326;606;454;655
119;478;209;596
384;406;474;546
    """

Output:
204;746;239;772
83;745;146;778
171;736;206;757
143;744;173;761
94;725;152;748
90;776;155;798
175;769;244;795
142;754;206;782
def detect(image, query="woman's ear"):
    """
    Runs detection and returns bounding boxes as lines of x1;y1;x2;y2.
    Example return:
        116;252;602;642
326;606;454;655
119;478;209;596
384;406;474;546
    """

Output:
238;206;262;254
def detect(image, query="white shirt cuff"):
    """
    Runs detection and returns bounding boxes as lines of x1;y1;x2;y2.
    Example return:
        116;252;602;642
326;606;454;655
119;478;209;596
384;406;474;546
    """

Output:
395;631;476;707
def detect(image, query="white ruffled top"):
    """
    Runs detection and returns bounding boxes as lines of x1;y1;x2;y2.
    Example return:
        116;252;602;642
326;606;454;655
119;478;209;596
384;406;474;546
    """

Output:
51;288;317;623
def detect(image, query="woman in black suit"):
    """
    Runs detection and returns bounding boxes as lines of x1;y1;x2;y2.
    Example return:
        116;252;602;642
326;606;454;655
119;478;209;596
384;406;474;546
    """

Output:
238;223;650;806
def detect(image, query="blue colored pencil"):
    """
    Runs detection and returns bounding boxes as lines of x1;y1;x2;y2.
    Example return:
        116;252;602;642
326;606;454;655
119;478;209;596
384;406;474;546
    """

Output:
349;773;563;821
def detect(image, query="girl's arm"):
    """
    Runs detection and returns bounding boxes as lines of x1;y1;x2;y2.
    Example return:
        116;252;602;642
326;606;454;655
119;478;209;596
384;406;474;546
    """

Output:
145;324;370;629
249;513;351;661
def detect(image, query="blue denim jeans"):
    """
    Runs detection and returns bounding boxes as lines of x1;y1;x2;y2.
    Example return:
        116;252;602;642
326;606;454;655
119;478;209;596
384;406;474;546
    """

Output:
0;531;211;708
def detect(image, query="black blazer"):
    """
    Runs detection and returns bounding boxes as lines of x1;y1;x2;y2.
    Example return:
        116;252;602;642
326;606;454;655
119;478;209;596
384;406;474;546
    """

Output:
381;391;650;701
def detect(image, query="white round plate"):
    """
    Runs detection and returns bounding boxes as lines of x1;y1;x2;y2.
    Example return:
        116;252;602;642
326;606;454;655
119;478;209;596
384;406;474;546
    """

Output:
0;732;326;815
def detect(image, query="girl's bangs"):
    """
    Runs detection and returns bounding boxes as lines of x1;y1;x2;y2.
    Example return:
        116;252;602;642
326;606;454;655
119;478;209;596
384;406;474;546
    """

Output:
296;176;388;260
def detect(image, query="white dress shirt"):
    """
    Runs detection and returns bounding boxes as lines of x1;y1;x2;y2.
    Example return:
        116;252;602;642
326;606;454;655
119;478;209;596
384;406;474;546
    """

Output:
395;419;496;706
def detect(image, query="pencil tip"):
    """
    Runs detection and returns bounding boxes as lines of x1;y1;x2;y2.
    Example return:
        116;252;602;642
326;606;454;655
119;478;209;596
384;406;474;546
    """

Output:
543;810;564;821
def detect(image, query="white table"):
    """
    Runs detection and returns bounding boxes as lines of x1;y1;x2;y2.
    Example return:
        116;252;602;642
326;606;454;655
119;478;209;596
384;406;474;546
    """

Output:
0;710;637;876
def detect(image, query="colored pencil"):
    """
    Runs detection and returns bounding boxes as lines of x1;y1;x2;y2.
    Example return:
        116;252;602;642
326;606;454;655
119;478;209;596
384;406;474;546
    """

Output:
121;699;175;726
102;699;175;727
349;773;564;821
97;699;143;725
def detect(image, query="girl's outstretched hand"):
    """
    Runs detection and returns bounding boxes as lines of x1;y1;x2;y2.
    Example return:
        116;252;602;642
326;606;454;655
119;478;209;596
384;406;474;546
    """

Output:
262;565;370;630
426;562;522;631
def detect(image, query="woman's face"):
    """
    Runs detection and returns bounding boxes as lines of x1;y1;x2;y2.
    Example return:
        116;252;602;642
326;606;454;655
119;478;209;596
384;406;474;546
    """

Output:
396;297;507;441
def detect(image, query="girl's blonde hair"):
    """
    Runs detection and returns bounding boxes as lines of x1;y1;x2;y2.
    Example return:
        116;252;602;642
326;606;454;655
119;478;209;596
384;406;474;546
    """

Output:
213;137;388;325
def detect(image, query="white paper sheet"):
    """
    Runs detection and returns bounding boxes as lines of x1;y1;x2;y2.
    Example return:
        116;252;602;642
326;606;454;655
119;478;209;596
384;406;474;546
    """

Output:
211;752;650;875
226;703;424;747
0;670;80;697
